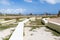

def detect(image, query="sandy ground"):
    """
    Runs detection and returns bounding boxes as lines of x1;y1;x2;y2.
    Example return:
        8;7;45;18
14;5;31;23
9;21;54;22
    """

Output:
48;18;60;24
0;27;15;40
24;27;60;40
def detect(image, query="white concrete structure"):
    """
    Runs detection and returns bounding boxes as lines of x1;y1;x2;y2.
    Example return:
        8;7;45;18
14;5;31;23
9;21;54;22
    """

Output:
42;18;60;33
42;18;60;25
49;21;60;25
42;18;48;24
9;19;29;40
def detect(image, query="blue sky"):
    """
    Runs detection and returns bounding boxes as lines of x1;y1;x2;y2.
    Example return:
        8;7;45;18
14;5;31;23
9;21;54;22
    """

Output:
0;0;60;14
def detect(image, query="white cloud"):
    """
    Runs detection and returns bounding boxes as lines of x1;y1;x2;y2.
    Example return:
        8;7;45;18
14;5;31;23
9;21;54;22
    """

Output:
0;0;11;5
40;0;60;4
0;8;26;14
45;0;56;4
24;0;32;2
55;0;60;3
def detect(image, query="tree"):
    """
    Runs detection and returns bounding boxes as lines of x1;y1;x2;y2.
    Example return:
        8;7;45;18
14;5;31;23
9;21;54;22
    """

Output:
19;13;22;15
57;11;60;17
29;13;33;15
44;12;48;17
0;12;2;15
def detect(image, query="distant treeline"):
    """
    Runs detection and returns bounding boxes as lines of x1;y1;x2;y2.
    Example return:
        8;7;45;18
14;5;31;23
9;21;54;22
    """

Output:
0;13;23;16
0;11;60;16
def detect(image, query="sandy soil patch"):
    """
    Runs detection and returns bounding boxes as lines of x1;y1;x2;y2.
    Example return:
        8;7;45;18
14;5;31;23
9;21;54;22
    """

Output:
0;27;15;40
24;27;60;40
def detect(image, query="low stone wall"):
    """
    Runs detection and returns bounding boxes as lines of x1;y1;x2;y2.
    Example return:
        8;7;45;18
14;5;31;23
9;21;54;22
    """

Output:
42;18;60;33
47;22;60;33
42;18;48;25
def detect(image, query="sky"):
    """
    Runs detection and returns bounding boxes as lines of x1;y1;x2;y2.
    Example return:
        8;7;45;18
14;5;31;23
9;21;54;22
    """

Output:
0;0;60;14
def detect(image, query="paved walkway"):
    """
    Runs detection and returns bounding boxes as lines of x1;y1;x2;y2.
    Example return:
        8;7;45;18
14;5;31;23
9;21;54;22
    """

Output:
9;19;29;40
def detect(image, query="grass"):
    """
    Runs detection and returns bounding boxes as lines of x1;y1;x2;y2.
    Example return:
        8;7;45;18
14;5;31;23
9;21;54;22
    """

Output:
29;26;39;31
47;23;60;33
23;32;25;36
30;19;43;25
45;27;60;36
29;26;44;31
25;19;45;31
36;19;43;25
0;18;25;30
5;18;12;20
52;30;60;36
30;19;44;31
0;24;17;30
42;16;57;18
46;23;60;36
